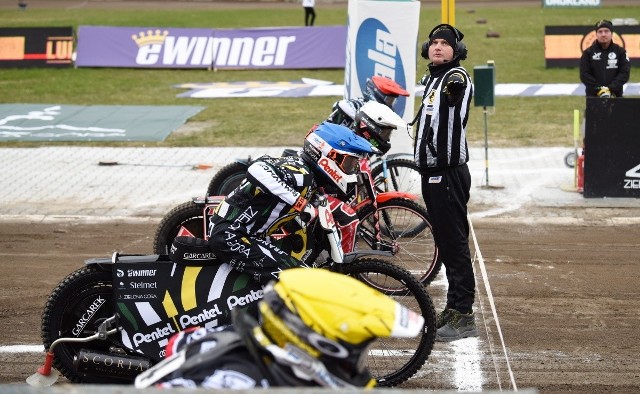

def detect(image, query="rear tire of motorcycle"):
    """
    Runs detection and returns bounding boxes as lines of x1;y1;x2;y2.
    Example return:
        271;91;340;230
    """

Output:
334;259;436;387
41;266;127;383
357;198;442;286
152;201;205;254
370;158;422;199
206;161;249;197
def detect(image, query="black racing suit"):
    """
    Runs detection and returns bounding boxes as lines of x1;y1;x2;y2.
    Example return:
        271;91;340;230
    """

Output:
414;60;475;315
580;40;630;97
208;154;318;284
147;310;367;389
151;324;319;388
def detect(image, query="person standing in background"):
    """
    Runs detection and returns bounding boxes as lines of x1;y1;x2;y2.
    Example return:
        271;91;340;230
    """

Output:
413;24;476;342
302;0;316;27
578;20;630;159
580;19;630;98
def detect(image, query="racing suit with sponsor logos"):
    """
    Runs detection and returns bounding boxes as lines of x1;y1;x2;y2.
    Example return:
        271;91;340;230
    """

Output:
207;154;319;284
152;326;273;389
142;316;360;389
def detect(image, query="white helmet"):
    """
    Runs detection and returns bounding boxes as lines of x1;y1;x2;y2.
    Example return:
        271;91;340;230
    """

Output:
354;101;407;154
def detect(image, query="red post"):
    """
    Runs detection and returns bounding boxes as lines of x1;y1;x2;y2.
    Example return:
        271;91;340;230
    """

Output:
576;153;585;193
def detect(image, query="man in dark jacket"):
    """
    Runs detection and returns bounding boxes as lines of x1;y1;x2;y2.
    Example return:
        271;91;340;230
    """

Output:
580;19;630;98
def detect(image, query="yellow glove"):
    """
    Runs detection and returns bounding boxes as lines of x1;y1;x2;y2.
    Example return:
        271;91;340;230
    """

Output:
596;86;612;98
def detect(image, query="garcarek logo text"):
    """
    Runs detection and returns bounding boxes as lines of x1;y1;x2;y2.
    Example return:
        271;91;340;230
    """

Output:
355;19;406;117
131;29;296;67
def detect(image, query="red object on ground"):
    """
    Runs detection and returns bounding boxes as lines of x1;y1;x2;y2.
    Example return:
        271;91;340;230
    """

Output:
577;154;585;193
37;352;55;376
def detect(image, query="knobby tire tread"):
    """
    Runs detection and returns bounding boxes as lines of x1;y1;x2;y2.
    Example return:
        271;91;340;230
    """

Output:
152;201;204;254
206;161;249;197
41;266;118;383
335;258;436;387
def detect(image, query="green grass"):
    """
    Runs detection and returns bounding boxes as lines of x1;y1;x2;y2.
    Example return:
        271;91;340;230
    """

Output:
0;3;638;148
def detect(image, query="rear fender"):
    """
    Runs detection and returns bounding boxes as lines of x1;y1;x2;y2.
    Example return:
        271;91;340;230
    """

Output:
190;196;224;205
343;250;393;264
375;191;419;203
85;252;169;270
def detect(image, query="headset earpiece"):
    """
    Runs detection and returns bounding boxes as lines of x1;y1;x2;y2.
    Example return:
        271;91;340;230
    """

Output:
456;41;468;61
421;40;429;59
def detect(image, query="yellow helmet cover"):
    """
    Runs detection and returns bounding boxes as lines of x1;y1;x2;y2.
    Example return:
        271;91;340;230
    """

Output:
274;268;424;345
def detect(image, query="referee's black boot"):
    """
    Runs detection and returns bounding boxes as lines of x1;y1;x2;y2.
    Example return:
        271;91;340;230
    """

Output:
436;309;477;342
436;308;453;329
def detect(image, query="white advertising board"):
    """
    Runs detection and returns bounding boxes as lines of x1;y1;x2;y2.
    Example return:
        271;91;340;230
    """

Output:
344;0;421;154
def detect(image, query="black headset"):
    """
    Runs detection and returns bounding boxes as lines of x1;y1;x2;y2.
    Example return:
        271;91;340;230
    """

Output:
421;23;467;61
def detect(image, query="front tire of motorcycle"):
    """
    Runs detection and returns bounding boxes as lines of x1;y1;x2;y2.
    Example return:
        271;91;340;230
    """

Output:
206;161;249;197
332;259;436;387
153;201;205;254
41;266;125;384
357;198;441;286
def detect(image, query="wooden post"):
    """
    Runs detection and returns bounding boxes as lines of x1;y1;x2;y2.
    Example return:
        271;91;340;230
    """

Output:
441;0;455;25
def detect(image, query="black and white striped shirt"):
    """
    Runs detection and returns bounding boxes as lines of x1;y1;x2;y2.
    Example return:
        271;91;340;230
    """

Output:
414;64;473;171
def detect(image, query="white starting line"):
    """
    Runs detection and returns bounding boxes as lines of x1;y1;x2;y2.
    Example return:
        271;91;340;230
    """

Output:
0;345;44;353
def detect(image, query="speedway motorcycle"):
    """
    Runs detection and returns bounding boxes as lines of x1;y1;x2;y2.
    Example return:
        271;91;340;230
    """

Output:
28;194;436;388
156;155;441;285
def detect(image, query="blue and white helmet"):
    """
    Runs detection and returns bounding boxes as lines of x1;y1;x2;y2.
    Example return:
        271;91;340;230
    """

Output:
303;122;379;194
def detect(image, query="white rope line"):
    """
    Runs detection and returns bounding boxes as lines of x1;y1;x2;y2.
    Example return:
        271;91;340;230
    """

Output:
468;214;518;392
473;250;504;391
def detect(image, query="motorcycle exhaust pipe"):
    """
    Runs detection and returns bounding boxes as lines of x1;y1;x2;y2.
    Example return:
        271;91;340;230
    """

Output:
74;349;151;382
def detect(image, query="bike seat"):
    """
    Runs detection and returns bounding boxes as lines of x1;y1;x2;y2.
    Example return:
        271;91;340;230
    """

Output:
169;236;218;266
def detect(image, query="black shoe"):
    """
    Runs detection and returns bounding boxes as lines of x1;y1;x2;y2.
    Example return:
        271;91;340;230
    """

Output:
436;308;453;329
436;309;478;342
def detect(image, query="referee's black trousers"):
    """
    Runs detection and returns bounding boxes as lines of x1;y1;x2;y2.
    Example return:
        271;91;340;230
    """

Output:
421;163;474;314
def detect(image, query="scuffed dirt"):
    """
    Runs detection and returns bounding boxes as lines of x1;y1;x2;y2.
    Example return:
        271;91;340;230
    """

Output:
1;214;639;393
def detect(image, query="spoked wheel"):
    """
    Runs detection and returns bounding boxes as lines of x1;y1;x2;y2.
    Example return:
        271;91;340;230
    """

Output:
41;266;133;383
356;198;441;286
333;259;436;387
206;161;249;197
153;201;206;254
371;158;423;203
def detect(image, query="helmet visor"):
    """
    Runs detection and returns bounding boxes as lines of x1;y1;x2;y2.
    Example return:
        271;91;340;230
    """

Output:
383;95;397;108
337;154;361;175
378;126;395;142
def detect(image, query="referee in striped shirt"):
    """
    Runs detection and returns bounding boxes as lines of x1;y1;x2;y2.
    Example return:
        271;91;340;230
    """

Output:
413;24;477;342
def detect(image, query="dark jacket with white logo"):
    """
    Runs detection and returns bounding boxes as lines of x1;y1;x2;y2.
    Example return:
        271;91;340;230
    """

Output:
580;40;630;97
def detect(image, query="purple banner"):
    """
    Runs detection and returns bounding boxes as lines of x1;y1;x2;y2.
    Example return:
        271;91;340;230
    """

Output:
76;26;346;69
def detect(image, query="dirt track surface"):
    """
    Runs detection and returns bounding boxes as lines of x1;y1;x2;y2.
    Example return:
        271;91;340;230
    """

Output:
1;215;639;393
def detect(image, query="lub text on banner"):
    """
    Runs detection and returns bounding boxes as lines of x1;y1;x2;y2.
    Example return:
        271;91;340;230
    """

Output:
0;27;73;68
